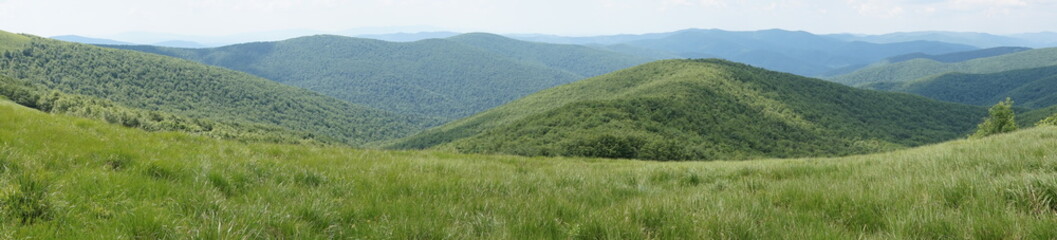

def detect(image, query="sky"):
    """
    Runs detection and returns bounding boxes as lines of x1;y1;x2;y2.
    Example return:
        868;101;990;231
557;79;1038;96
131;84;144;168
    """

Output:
1;0;1055;39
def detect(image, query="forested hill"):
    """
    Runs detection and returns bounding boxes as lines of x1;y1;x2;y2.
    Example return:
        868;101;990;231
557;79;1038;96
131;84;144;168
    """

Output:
884;47;1031;64
107;34;651;120
389;59;986;161
0;31;436;145
863;65;1057;109
829;47;1057;86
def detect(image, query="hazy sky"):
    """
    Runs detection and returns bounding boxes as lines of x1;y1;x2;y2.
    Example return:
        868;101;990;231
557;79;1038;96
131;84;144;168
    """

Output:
1;0;1055;38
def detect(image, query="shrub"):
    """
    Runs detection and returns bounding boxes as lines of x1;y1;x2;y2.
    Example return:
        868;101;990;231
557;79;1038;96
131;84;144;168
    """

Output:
1039;113;1057;127
638;139;695;161
563;134;645;159
972;97;1017;138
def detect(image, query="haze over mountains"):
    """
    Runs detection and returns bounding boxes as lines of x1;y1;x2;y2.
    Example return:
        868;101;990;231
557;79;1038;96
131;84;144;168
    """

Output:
50;35;134;46
51;35;213;48
591;29;977;76
60;27;1057;48
58;28;1057;78
827;31;1057;48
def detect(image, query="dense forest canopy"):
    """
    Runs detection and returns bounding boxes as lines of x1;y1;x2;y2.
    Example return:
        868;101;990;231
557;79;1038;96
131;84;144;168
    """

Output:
0;31;437;145
0;75;333;144
108;34;651;120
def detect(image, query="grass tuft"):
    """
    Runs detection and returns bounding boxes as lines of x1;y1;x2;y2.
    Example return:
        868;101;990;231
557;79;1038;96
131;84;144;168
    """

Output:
3;172;53;225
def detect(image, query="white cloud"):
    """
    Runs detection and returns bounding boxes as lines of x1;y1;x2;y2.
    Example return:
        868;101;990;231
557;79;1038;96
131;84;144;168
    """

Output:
848;0;906;18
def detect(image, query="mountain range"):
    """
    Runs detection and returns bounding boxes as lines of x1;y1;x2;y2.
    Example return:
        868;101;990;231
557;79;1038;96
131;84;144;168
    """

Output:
829;48;1057;86
1;31;434;145
390;59;987;161
828;46;1057;124
827;31;1057;48
603;29;977;76
7;26;1057;238
883;47;1032;64
63;29;1051;78
863;65;1057;110
13;28;1057;156
105;33;652;120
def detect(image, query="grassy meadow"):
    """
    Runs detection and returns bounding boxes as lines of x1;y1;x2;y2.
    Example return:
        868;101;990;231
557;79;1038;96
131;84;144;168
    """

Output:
2;99;1057;239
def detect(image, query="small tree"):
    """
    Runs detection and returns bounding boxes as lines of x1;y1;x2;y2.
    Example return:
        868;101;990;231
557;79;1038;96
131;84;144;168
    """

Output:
1039;113;1057;127
972;97;1017;138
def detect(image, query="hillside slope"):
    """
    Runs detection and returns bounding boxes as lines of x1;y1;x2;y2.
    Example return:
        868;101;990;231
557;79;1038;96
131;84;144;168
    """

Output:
3;98;1057;239
108;34;651;120
830;47;1057;86
0;31;434;145
864;65;1057;109
391;59;986;160
0;75;334;144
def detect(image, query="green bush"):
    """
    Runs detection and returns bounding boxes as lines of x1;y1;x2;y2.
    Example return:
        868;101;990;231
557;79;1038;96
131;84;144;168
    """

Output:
638;139;697;161
563;134;645;159
972;97;1018;138
1039;113;1057;127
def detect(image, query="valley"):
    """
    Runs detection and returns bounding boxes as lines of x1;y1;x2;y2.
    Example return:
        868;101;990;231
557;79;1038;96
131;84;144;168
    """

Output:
3;7;1057;237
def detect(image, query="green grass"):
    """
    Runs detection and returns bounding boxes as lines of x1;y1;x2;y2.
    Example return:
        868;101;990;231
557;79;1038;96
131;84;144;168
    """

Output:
3;98;1057;238
0;32;29;52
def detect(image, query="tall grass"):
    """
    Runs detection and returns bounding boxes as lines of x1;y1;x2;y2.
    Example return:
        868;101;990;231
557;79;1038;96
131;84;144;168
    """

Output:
2;99;1057;239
